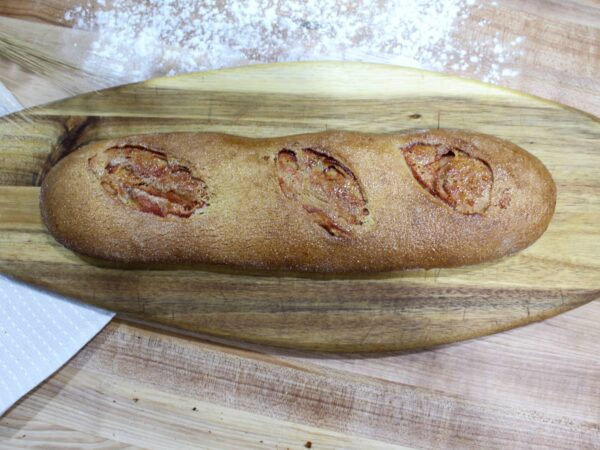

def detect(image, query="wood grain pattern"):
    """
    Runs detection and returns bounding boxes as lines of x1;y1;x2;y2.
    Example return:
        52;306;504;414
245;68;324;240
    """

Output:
3;320;599;449
0;1;598;116
2;322;414;450
1;3;599;449
0;62;598;352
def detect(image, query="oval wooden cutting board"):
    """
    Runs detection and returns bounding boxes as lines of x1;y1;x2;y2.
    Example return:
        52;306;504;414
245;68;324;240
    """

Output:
0;62;598;352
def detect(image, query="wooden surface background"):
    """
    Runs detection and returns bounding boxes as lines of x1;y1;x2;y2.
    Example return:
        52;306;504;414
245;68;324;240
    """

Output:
0;1;599;449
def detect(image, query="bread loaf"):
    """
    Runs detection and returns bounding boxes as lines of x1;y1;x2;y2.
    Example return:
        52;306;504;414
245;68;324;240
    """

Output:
40;130;556;272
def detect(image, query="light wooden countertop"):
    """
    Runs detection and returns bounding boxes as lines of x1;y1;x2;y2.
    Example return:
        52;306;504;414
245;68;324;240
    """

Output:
0;1;598;448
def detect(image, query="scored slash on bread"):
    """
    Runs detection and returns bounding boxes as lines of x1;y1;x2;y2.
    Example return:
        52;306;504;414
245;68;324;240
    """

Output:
40;129;556;273
276;147;369;238
402;140;494;215
88;145;210;218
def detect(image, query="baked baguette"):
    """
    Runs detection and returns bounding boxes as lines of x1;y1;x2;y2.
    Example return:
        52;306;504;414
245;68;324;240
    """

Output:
40;130;556;273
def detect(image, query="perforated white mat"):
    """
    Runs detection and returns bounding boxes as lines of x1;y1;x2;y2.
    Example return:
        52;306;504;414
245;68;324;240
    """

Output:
0;276;114;415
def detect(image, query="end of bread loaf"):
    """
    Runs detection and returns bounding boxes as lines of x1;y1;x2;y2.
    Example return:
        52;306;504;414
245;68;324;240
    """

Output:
394;129;556;264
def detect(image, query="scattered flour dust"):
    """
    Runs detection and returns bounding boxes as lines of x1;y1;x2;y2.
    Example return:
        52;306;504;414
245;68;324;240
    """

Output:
64;0;524;84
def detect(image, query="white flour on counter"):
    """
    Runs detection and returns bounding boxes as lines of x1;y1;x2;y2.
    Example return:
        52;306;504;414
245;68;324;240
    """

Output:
64;0;524;84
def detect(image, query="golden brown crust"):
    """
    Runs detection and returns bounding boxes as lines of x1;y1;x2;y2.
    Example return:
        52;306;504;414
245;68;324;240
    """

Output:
40;129;556;273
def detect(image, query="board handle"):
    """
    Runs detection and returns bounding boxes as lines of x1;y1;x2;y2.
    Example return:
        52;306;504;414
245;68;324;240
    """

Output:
36;115;96;185
0;112;95;187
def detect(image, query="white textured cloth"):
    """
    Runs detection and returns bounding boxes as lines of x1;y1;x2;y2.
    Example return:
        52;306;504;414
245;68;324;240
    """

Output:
0;81;21;115
0;276;114;415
